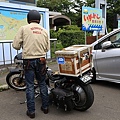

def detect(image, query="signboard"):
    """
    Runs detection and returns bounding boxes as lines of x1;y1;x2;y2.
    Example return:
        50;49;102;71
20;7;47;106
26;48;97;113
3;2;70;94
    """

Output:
82;6;103;31
0;9;43;40
0;2;50;65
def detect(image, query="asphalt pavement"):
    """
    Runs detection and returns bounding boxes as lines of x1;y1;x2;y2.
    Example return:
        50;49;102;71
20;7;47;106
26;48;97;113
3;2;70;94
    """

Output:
1;62;120;120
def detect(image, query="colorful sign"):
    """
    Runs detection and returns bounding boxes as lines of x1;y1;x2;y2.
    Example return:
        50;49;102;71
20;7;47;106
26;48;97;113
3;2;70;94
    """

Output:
82;6;103;31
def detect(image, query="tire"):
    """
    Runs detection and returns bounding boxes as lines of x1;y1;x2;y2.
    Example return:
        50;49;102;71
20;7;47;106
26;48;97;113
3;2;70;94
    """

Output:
6;71;26;90
91;67;96;83
72;80;94;111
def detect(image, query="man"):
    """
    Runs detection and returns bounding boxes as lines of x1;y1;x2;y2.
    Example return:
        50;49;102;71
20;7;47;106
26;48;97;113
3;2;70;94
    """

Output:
12;10;50;119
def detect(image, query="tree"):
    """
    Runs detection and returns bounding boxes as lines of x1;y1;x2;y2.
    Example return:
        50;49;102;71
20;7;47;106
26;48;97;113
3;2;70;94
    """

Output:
37;0;82;25
37;0;73;13
70;0;95;27
37;0;120;30
106;0;120;30
86;0;95;7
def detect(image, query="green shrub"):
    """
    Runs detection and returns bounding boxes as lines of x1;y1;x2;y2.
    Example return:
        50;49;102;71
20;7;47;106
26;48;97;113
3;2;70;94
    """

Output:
62;25;80;30
50;29;58;38
58;30;85;48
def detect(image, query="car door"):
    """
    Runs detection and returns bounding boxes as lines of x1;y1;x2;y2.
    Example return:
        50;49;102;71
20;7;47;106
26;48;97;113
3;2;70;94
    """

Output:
93;32;120;81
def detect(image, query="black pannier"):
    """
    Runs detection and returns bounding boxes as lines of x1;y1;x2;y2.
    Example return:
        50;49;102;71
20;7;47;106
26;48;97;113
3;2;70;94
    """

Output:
51;88;74;111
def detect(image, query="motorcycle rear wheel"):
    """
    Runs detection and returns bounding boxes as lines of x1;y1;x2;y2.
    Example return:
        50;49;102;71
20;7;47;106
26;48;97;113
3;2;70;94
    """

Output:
72;82;94;111
6;71;26;90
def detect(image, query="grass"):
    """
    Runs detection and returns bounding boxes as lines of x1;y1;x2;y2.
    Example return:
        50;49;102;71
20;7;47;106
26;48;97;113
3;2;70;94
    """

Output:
0;68;9;77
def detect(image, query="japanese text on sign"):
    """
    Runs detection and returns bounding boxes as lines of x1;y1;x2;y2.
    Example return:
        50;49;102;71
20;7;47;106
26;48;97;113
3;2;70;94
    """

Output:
82;6;103;31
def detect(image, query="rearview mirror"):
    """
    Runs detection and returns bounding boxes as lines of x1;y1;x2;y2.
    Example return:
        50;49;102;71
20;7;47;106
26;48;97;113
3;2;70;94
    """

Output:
101;41;112;52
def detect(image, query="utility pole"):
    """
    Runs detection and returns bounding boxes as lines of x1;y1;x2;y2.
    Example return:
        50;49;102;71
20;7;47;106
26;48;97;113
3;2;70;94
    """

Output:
95;0;107;35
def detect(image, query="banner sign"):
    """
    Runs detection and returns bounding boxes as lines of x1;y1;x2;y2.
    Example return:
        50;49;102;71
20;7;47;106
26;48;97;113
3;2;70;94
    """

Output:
82;6;103;31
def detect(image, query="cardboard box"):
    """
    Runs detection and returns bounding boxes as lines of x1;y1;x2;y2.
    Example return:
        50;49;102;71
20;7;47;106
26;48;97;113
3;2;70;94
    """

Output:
55;45;93;76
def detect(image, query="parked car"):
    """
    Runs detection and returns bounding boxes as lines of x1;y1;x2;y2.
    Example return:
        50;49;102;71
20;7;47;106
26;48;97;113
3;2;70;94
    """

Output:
91;28;120;83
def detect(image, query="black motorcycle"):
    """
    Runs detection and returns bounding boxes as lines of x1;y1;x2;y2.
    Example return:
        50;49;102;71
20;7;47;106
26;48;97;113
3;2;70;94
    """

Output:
6;53;94;111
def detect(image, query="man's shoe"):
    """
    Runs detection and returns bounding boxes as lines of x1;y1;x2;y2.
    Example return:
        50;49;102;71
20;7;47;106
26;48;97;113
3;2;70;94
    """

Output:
41;107;49;114
26;111;35;119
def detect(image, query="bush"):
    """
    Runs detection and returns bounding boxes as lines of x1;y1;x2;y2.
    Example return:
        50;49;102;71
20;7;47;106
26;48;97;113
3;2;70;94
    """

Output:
62;25;80;30
58;30;85;48
50;29;58;38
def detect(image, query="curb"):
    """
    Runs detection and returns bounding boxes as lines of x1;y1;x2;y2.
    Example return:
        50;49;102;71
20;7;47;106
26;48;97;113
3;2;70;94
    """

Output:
0;67;10;92
0;84;9;92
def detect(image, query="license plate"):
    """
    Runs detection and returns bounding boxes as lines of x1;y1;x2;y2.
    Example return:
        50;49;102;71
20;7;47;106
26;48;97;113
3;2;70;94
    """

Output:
81;75;91;83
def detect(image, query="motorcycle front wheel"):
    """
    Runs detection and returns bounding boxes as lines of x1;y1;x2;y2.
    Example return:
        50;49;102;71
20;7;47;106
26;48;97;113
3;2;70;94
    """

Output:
72;80;94;111
6;71;26;90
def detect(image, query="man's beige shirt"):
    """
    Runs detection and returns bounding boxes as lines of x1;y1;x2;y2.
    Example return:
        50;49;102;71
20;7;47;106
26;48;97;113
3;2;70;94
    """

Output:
12;22;50;59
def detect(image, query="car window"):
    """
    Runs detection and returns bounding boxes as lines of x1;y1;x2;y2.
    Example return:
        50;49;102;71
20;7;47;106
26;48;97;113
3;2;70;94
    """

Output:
111;32;120;48
94;32;120;50
94;38;109;50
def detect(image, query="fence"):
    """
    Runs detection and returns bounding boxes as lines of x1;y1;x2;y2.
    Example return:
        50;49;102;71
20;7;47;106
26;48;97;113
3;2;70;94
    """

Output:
0;38;57;66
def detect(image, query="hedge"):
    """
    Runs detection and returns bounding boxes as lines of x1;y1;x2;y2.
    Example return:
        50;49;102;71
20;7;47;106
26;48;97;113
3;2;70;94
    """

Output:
57;30;85;48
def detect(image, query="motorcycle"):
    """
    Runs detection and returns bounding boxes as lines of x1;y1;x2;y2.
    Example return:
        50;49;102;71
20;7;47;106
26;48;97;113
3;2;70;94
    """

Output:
6;52;94;111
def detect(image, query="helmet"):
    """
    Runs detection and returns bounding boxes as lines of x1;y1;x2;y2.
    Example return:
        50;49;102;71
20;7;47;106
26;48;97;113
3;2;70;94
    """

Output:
27;10;41;24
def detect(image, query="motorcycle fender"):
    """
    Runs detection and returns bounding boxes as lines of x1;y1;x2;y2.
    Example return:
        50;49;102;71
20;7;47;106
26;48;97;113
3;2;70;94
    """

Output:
9;68;21;73
63;76;89;86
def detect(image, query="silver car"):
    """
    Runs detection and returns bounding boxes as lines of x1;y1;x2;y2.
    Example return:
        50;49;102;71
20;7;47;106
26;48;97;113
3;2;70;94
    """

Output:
91;28;120;83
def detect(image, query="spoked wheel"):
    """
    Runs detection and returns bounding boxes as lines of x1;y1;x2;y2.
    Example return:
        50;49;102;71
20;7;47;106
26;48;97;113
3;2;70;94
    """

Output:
12;76;26;89
6;71;26;90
